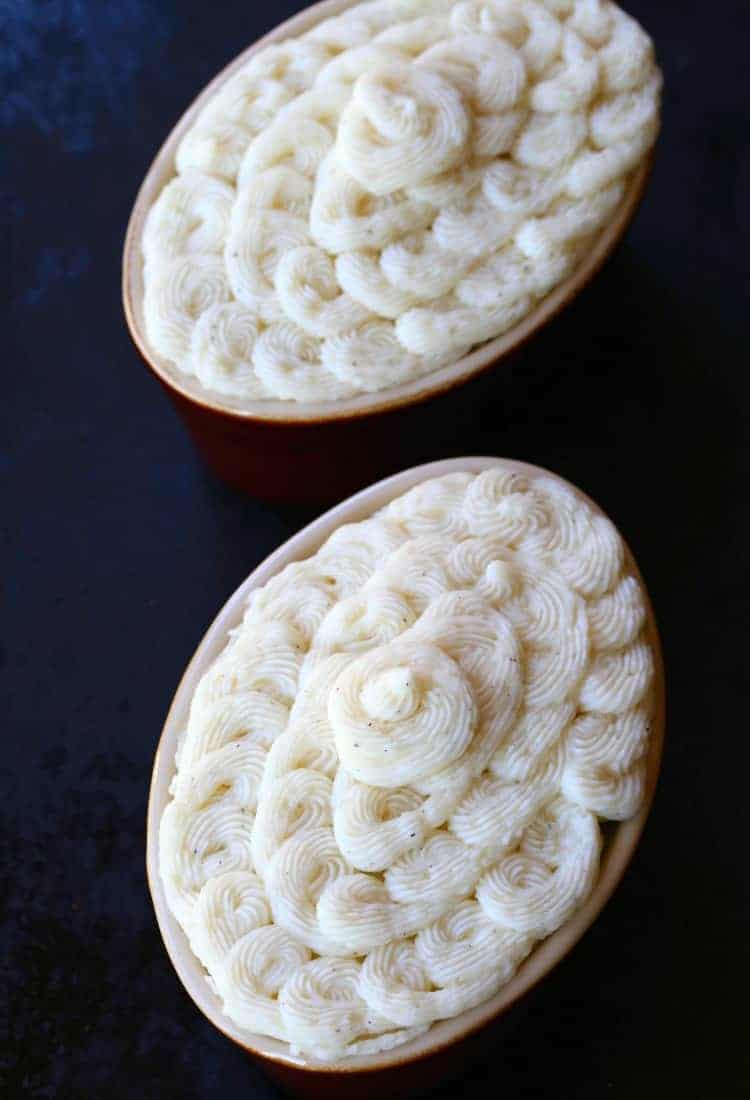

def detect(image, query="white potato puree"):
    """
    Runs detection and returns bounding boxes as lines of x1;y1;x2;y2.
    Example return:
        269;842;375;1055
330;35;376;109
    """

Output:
160;467;655;1059
142;0;661;403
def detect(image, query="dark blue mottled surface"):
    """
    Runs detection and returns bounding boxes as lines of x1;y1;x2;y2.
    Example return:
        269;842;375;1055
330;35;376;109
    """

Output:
2;2;749;1096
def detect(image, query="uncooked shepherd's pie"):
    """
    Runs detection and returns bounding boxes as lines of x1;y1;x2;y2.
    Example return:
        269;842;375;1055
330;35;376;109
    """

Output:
142;0;661;402
160;466;656;1060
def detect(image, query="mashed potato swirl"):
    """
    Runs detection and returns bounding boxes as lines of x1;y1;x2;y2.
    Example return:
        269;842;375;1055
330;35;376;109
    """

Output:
142;0;660;403
160;466;656;1059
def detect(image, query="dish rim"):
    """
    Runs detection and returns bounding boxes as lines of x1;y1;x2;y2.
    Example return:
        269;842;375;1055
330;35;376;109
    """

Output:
122;0;655;426
146;454;666;1075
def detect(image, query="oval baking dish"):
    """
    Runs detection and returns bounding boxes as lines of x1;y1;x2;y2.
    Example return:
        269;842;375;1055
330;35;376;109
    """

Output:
123;0;658;501
146;455;665;1098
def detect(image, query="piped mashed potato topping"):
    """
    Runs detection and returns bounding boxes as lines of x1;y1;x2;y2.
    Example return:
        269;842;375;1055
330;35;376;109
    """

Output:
159;467;656;1060
142;0;661;403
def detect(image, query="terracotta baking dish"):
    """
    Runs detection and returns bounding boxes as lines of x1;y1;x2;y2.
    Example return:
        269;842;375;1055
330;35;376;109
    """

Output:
122;0;656;502
146;455;666;1099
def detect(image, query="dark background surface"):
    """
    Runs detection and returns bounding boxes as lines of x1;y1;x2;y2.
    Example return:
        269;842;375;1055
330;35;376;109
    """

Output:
3;1;749;1096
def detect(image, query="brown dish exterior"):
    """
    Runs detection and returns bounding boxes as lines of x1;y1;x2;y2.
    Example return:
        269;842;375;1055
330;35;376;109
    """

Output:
122;0;656;502
146;456;666;1100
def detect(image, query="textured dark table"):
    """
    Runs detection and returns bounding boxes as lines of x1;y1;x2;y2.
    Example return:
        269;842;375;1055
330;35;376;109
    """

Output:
3;1;749;1096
